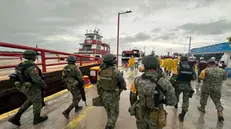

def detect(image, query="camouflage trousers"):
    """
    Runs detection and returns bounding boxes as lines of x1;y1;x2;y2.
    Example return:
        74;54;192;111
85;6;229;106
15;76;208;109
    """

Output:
200;91;223;111
101;90;120;127
175;82;191;112
65;87;82;112
134;103;161;129
17;90;43;117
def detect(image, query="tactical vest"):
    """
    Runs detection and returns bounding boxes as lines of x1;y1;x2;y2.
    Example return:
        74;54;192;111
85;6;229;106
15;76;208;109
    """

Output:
176;63;193;82
62;65;79;90
136;74;166;109
15;62;42;84
99;67;117;91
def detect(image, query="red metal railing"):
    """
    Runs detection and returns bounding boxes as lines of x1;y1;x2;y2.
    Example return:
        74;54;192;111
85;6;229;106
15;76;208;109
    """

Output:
0;42;101;72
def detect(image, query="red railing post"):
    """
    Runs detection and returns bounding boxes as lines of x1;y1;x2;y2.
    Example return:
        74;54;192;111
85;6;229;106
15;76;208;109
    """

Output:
41;51;46;72
19;55;22;61
79;57;82;66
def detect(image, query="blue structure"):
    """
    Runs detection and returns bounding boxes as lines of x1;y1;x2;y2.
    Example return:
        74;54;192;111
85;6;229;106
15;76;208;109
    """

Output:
191;41;231;77
191;42;231;54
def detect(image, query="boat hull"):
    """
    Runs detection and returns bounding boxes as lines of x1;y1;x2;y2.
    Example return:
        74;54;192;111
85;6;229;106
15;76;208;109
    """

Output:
0;63;100;115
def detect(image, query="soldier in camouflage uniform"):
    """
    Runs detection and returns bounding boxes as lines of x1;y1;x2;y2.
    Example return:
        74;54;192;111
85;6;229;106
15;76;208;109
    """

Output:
8;50;48;126
61;55;85;119
174;56;197;122
129;55;177;129
97;53;127;129
197;59;227;122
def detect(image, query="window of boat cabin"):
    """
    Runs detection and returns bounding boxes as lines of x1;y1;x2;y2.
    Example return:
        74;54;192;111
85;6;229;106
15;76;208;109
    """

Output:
132;50;140;57
96;45;101;50
82;45;92;51
85;35;95;40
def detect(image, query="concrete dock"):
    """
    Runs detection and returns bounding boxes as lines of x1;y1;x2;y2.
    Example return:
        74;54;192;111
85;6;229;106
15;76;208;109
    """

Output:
0;68;231;129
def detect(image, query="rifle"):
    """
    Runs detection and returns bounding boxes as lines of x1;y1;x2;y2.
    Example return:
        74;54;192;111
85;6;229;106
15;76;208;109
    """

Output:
40;74;46;107
64;68;87;106
75;77;87;106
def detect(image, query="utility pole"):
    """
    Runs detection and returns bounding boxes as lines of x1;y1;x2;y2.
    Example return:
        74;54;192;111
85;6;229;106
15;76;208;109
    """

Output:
144;46;146;56
186;37;192;57
116;10;132;68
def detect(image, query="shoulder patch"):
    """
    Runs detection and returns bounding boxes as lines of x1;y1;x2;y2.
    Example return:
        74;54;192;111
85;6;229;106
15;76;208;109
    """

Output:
31;67;39;74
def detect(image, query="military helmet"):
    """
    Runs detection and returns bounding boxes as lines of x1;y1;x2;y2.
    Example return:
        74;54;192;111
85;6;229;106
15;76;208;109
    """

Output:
22;50;37;60
103;53;116;64
207;59;216;64
66;55;77;63
142;55;159;70
180;56;188;62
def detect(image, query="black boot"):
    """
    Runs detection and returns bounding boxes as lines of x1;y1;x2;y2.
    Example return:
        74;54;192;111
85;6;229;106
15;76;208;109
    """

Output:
105;125;114;129
75;106;83;112
33;114;48;125
62;110;70;119
218;111;224;122
178;110;186;122
8;114;21;126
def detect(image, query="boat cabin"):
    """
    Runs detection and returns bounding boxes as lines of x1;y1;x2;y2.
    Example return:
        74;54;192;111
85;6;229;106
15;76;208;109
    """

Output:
77;29;110;58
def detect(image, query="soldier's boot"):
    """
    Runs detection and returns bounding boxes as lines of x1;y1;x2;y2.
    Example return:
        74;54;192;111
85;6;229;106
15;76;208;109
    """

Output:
8;113;21;126
217;111;224;122
62;110;70;119
197;106;206;113
178;110;186;122
75;106;83;112
105;125;114;129
63;104;74;119
33;114;48;125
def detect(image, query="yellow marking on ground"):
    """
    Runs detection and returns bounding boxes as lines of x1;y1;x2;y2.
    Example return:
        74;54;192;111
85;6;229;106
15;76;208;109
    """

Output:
0;83;95;121
44;89;68;101
64;106;94;129
0;89;68;121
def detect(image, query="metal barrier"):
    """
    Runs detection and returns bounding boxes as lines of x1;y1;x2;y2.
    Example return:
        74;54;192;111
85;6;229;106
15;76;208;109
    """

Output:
0;42;101;72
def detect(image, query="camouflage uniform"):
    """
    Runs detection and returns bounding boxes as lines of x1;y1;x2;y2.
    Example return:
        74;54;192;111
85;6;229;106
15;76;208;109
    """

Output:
62;55;85;119
97;53;127;129
129;55;176;129
8;50;48;126
175;57;196;122
198;59;227;122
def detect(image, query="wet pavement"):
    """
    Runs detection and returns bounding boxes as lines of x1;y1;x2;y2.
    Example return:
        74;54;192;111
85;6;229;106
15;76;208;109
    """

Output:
0;68;231;129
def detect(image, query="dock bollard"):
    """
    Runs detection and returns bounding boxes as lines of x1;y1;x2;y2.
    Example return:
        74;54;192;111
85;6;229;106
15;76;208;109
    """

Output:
83;75;93;88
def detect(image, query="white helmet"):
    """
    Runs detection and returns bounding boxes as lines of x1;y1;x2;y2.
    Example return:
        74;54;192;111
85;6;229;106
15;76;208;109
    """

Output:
211;57;216;60
200;57;204;60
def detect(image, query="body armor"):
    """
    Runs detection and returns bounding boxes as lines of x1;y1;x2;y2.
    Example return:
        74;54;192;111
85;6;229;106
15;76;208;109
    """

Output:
99;67;117;91
177;63;193;82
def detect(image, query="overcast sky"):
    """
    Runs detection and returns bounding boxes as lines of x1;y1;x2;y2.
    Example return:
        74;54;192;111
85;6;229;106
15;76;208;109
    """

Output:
0;0;230;55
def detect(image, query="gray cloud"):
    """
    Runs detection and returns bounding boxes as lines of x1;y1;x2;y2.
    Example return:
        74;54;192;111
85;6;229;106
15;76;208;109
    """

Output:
105;32;151;44
137;0;218;16
0;0;137;46
178;19;231;35
154;32;176;41
120;32;151;44
0;0;230;54
151;28;161;32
